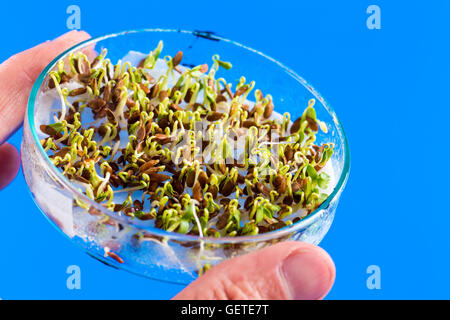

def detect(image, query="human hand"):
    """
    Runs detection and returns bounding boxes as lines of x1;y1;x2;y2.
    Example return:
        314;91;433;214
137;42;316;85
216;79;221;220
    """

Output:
174;241;335;300
0;30;91;190
0;31;335;300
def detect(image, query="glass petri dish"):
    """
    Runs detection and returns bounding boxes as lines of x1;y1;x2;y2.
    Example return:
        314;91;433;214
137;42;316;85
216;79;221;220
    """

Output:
21;29;350;284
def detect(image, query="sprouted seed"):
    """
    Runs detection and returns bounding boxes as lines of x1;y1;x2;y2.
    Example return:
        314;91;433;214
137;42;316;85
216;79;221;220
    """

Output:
40;41;334;241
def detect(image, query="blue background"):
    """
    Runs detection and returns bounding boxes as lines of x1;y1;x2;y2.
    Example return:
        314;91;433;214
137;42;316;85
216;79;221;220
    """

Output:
1;0;449;299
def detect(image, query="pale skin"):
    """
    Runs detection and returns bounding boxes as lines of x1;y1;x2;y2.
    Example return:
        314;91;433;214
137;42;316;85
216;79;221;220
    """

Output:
0;30;336;300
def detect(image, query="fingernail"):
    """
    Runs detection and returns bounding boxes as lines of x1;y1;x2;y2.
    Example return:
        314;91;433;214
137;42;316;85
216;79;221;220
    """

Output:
281;250;334;300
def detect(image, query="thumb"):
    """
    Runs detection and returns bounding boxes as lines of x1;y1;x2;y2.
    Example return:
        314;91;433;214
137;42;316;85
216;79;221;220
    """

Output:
173;241;335;300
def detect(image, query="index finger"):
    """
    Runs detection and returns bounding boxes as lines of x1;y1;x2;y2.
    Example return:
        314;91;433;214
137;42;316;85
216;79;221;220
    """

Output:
0;30;91;144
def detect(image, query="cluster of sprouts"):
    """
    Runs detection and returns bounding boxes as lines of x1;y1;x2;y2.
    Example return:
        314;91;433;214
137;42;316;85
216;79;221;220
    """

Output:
40;41;334;242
